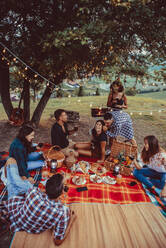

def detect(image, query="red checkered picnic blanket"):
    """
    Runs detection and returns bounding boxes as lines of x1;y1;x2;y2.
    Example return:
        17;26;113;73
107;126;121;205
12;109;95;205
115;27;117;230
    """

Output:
39;165;150;205
0;146;150;204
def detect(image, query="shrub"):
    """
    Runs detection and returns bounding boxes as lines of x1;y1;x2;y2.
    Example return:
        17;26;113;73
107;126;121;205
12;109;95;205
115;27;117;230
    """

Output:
125;87;137;96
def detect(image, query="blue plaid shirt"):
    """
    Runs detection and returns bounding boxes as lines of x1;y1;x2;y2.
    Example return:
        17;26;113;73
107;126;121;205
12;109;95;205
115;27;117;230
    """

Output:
0;188;70;240
106;111;134;140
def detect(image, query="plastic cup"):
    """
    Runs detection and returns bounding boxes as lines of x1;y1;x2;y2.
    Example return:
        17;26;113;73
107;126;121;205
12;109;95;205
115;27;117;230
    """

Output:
116;174;122;184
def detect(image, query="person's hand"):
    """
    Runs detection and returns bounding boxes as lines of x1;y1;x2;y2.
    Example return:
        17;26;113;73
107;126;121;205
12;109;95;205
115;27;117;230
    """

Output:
74;126;78;131
97;160;104;163
115;105;122;108
133;159;141;169
21;176;27;180
103;126;108;132
28;177;35;184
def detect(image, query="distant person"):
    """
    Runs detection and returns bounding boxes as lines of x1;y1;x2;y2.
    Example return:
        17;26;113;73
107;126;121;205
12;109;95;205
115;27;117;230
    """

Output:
6;126;45;199
0;174;76;245
51;109;77;152
103;112;136;146
133;136;166;196
107;80;128;110
75;120;107;162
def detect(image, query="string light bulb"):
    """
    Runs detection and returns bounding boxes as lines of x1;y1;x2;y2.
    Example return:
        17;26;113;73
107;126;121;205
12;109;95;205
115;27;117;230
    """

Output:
34;74;38;78
2;49;6;53
139;112;142;115
13;58;16;62
130;112;133;115
25;67;28;71
150;112;153;115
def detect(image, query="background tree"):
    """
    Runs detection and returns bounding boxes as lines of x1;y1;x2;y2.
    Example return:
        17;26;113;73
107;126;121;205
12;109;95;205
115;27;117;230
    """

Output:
0;0;166;126
96;88;100;96
78;86;85;97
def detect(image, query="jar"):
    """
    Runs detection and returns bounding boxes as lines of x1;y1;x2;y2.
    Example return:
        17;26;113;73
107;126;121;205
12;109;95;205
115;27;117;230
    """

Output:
50;159;57;173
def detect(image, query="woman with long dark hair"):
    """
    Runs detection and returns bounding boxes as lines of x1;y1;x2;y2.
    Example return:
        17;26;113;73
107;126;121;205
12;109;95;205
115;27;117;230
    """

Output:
133;135;166;196
6;125;45;198
75;120;107;161
107;80;128;110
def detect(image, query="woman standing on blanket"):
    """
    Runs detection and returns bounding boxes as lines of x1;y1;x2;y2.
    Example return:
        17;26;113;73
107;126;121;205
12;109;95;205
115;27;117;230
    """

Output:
107;80;128;110
75;120;107;162
6;125;45;199
133;135;166;197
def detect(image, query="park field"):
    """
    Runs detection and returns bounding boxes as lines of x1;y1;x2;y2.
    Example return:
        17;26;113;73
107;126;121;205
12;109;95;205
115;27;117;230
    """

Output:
0;93;166;121
0;92;166;151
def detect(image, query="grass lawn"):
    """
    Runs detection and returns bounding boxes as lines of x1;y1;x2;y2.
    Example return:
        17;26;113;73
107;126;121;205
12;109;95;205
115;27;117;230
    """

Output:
0;93;166;126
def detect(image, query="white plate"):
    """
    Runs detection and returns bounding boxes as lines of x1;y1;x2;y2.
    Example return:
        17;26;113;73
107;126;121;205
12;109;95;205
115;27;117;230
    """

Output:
77;161;91;173
72;176;86;185
90;174;102;184
103;176;116;185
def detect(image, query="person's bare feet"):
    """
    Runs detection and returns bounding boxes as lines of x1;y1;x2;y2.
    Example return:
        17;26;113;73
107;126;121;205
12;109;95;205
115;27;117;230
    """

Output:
160;185;166;198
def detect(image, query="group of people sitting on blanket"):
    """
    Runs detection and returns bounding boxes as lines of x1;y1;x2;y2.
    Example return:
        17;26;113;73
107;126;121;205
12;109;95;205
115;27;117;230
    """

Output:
0;80;166;245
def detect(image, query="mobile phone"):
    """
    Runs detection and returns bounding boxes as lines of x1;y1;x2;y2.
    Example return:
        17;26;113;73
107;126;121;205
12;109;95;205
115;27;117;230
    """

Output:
76;186;88;192
129;181;137;186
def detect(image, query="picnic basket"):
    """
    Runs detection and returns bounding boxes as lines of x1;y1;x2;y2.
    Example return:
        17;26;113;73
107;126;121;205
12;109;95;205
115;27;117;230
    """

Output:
43;145;65;167
120;166;134;176
110;138;137;158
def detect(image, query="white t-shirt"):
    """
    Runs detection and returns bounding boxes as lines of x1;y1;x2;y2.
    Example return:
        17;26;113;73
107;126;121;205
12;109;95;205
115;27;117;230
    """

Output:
148;152;166;173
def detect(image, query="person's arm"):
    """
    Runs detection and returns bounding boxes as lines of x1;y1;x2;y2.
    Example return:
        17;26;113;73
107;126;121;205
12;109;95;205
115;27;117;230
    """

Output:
133;159;142;169
53;209;76;245
68;127;78;135
14;148;31;178
107;92;113;107
123;95;128;109
100;141;106;161
106;123;120;138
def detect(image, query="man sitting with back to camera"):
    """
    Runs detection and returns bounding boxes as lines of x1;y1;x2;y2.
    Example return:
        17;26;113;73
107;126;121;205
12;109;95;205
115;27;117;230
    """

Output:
0;174;76;246
51;109;77;152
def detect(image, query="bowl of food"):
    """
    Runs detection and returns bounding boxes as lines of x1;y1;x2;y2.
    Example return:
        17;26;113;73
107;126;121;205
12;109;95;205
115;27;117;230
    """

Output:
72;176;86;185
77;161;90;173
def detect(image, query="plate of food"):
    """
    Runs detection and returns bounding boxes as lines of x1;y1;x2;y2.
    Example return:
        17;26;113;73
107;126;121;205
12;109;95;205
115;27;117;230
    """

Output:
77;161;90;173
91;163;107;175
72;176;86;185
103;176;116;185
90;174;102;184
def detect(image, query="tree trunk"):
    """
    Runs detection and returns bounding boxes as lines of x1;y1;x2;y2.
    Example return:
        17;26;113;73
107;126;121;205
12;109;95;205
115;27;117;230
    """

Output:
0;60;13;119
23;79;30;123
33;88;36;103
30;86;52;127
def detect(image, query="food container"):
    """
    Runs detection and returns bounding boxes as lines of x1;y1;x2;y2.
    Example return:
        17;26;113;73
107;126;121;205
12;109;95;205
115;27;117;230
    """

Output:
43;145;65;168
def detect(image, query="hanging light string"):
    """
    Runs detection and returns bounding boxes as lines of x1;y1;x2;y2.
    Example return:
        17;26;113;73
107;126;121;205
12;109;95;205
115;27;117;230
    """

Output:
0;41;55;88
89;104;165;116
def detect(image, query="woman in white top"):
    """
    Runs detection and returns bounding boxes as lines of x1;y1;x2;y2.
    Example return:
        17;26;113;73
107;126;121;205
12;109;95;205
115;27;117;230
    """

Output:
133;135;166;196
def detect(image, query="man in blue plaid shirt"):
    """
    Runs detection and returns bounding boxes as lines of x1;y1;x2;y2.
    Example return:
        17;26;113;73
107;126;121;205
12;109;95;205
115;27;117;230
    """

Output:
103;111;136;145
0;174;76;245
